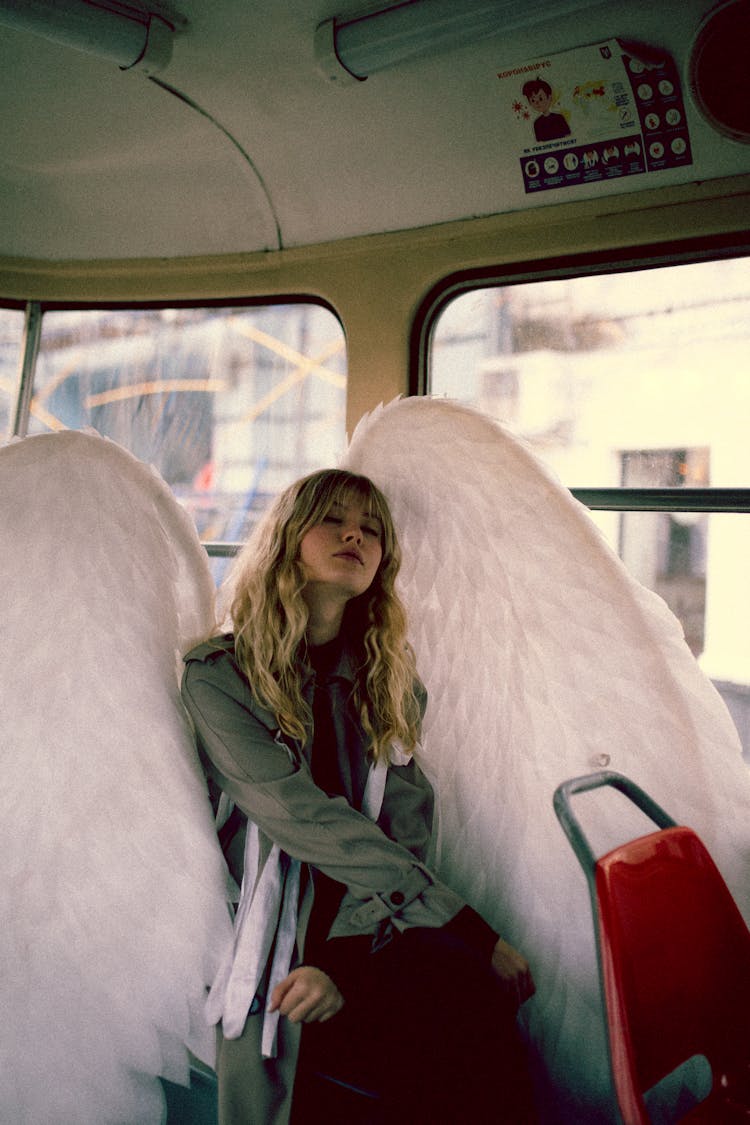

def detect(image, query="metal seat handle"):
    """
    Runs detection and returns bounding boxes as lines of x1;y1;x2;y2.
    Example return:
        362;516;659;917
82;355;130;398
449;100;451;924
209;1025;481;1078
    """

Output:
553;770;678;876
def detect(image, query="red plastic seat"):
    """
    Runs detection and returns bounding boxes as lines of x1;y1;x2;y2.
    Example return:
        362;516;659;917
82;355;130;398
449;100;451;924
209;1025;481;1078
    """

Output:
554;771;750;1124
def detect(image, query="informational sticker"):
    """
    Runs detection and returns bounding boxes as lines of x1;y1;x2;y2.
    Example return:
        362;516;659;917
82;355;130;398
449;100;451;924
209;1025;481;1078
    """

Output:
497;39;693;194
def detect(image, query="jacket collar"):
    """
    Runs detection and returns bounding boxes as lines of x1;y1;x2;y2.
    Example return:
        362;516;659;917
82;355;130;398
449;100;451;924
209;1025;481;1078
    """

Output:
299;636;359;692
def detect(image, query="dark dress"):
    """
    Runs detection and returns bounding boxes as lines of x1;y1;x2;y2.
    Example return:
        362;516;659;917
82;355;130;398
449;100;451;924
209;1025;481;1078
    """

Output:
294;638;537;1124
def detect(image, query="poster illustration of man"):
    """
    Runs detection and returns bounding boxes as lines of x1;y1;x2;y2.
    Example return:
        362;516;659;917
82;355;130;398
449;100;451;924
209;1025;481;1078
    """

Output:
522;78;572;142
499;39;690;195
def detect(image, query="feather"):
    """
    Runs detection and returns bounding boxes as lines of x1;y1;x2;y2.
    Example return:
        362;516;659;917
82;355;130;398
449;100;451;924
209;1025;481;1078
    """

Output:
342;397;750;1122
6;408;747;1122
0;431;232;1125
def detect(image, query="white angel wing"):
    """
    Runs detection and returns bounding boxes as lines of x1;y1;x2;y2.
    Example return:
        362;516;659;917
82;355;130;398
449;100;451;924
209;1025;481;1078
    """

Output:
1;431;232;1125
342;397;750;1123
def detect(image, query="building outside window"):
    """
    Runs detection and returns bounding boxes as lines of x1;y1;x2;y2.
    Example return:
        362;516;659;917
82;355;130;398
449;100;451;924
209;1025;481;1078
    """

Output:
430;256;750;756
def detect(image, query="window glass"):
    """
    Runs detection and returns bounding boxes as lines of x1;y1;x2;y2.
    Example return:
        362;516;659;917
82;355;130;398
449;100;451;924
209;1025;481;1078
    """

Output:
430;257;750;488
604;509;750;759
430;258;750;758
30;304;347;553
0;307;25;438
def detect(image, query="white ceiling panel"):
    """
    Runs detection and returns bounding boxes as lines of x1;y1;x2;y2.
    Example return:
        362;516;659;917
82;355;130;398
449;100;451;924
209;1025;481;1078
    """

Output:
0;0;748;261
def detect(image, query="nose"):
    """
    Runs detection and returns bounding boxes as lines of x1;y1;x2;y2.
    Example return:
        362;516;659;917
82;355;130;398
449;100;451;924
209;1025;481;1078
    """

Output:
341;521;363;544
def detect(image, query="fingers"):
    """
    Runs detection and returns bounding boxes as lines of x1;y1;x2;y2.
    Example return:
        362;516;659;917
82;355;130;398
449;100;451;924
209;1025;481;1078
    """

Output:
268;966;344;1024
501;968;535;1010
490;938;536;1009
512;964;536;1007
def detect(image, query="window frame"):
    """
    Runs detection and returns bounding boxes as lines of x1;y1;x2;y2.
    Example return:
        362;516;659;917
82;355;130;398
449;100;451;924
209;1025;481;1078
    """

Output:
411;232;750;514
7;293;342;435
4;294;346;556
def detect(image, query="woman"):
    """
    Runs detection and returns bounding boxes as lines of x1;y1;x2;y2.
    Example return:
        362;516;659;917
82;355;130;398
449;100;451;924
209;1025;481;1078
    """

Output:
181;468;536;1124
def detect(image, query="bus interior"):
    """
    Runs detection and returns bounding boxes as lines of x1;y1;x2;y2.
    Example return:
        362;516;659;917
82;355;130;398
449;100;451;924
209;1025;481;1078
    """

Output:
1;0;750;1121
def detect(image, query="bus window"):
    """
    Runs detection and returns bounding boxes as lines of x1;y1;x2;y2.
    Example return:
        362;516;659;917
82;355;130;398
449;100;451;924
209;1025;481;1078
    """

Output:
0;307;25;437
24;303;347;577
429;256;750;756
430;257;750;488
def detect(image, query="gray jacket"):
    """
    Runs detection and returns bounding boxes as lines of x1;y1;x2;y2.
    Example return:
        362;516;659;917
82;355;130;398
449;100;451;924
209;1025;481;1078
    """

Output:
181;634;468;1124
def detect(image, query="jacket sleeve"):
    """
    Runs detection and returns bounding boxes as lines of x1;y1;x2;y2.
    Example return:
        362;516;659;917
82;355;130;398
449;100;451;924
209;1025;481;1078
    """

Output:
376;757;434;864
376;686;499;957
181;652;467;936
374;679;434;864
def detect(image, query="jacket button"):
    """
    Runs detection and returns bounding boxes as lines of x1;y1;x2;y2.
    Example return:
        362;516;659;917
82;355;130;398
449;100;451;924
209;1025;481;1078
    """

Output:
390;891;405;905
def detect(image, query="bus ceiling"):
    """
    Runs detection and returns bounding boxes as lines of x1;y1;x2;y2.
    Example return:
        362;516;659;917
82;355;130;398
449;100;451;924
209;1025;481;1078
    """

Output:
0;0;749;273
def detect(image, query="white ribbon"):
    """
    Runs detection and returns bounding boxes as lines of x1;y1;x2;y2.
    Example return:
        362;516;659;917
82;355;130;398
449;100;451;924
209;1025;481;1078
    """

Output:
208;741;411;1055
261;851;302;1057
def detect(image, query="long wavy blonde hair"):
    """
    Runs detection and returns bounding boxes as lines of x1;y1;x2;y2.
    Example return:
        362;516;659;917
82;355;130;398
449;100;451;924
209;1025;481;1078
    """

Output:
227;469;419;761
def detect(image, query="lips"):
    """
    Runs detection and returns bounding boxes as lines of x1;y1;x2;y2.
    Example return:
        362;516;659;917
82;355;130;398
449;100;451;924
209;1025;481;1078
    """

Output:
334;549;364;565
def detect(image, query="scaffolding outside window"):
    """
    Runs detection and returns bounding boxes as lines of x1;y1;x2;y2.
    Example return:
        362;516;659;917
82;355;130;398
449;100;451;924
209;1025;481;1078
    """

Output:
2;302;347;582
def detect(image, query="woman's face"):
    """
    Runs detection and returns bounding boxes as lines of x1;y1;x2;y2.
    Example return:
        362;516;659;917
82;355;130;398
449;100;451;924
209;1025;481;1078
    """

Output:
298;496;383;602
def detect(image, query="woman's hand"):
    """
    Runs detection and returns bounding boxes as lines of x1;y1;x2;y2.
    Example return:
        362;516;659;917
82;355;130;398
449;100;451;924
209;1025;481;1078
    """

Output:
490;938;536;1009
268;966;344;1024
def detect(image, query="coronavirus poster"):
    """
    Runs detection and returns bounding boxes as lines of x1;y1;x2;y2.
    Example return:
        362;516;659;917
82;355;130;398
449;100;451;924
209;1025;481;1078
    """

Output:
498;39;692;194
